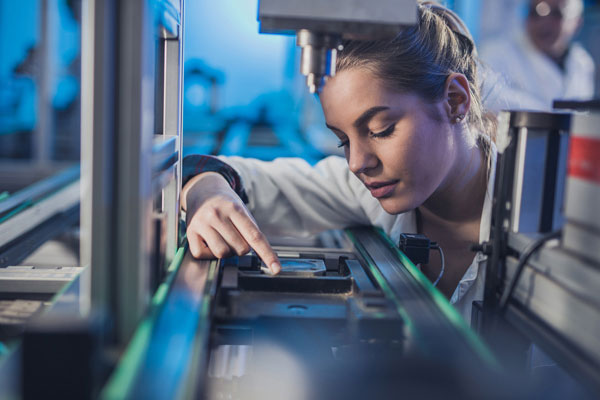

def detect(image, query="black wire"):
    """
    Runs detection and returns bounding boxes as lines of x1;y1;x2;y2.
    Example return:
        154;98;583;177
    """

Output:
431;243;445;287
498;230;561;313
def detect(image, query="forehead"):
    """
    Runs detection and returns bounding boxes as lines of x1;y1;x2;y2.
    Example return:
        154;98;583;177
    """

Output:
321;68;388;105
320;68;422;126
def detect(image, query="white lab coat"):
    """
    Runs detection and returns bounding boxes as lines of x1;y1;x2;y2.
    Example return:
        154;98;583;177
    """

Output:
220;146;496;324
480;29;595;112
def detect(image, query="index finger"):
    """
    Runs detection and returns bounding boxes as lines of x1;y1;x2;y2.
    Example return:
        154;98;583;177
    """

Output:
230;211;281;274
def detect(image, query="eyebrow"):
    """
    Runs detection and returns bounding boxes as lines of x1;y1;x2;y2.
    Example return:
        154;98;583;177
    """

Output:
325;106;390;132
353;106;390;128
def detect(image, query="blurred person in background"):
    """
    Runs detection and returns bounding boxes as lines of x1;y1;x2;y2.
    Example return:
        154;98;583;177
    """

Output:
480;0;595;111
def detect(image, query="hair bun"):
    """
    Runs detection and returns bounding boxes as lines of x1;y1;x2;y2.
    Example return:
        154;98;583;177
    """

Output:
419;0;476;56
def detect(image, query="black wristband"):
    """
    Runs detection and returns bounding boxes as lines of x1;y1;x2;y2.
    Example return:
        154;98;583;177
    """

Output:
182;155;249;204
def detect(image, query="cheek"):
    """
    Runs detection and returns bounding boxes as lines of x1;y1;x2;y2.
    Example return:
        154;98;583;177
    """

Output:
385;123;452;209
394;122;448;184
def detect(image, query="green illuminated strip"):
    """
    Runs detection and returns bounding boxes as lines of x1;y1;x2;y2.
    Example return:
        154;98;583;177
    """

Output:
102;317;154;400
152;245;187;307
0;200;32;223
372;227;499;368
345;229;416;335
0;341;8;356
101;245;188;400
0;192;9;201
179;259;218;399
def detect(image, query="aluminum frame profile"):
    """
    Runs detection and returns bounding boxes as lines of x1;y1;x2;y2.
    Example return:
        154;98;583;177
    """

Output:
483;110;600;393
155;0;184;267
258;0;416;35
81;0;157;344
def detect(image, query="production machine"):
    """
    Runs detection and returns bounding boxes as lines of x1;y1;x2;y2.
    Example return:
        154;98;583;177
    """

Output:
476;102;600;397
0;0;186;397
1;0;599;399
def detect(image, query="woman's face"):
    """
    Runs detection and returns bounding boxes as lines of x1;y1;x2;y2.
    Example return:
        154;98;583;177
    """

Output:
320;67;459;214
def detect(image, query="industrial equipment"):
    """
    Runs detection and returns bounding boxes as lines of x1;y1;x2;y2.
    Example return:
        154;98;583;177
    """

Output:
1;0;600;399
478;104;600;397
257;0;416;93
1;0;186;397
99;227;509;399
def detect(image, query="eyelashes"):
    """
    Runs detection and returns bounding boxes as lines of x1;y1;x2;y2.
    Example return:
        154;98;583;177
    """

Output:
336;123;396;148
371;123;396;138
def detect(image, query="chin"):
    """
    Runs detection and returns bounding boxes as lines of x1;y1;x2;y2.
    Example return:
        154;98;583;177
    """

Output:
377;196;417;215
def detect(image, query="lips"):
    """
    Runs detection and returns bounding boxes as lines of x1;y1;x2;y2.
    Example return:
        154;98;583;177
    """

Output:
364;180;398;198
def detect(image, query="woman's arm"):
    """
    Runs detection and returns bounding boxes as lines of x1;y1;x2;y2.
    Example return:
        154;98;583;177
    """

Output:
218;155;374;237
181;155;378;271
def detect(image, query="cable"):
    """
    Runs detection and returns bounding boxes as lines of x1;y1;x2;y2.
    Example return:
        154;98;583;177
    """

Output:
397;234;444;287
498;230;561;313
431;243;445;287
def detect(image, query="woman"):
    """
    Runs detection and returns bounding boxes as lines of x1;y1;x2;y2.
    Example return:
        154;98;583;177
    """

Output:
181;1;496;322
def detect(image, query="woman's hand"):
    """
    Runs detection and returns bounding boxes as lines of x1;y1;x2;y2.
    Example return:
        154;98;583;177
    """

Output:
182;172;281;274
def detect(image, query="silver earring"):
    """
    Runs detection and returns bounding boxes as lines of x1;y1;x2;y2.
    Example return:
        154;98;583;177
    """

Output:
455;114;465;123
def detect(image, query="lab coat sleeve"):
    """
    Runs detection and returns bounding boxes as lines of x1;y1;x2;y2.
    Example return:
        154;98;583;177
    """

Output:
218;155;380;237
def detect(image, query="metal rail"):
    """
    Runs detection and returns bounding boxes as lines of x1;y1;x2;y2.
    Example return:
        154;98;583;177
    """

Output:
346;226;498;368
0;181;80;255
102;247;220;399
0;165;79;220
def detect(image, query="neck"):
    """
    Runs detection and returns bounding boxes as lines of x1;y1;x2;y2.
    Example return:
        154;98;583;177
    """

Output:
419;136;487;227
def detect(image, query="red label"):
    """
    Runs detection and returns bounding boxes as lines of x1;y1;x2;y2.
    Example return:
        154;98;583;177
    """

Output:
568;136;600;184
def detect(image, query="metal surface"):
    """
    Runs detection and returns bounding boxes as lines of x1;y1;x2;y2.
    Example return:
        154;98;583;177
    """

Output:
158;2;184;266
0;264;90;399
152;136;177;176
81;0;117;326
0;267;81;295
297;30;341;93
501;234;600;392
0;165;79;219
156;0;181;38
483;110;600;394
258;0;416;92
115;0;155;343
505;112;571;233
0;161;75;194
510;127;528;232
258;0;416;33
0;199;77;268
102;248;219;400
0;181;79;250
100;228;505;398
553;99;600;111
485;110;571;315
346;227;497;367
81;0;157;344
33;0;54;166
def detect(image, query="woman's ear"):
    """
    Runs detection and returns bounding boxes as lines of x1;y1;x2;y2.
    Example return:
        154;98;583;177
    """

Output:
443;73;471;124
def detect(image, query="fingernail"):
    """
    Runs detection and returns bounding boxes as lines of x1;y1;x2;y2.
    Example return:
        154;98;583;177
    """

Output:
270;262;281;274
260;266;273;275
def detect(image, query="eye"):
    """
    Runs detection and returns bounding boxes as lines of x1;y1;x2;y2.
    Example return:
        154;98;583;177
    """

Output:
337;139;349;148
370;123;396;138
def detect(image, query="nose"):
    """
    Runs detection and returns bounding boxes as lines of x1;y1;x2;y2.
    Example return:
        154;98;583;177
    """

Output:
347;142;378;174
